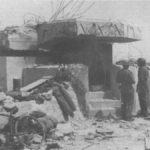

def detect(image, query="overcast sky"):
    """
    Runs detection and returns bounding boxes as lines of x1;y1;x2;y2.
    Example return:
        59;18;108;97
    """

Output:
0;0;150;60
0;0;149;27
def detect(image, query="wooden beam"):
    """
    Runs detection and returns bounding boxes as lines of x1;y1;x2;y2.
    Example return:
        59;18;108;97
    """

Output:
20;76;53;92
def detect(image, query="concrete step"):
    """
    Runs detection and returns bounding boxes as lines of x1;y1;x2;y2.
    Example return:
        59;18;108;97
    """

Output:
88;99;121;118
86;91;105;101
86;91;121;118
89;99;121;109
88;105;120;118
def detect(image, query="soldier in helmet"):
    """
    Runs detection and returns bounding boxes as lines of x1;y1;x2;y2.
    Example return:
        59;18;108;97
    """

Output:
116;61;135;121
137;58;149;117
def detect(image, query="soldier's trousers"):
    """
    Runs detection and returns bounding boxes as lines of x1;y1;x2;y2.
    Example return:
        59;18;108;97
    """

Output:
138;90;148;116
121;89;134;120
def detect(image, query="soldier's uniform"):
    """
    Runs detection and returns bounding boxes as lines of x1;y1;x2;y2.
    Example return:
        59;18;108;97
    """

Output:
137;65;149;117
116;67;135;120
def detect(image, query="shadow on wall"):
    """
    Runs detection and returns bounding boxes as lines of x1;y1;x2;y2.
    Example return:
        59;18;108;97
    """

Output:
22;66;58;86
111;64;121;100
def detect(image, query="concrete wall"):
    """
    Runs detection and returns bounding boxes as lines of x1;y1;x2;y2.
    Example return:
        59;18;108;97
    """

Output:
35;38;112;96
4;26;37;91
22;65;58;86
22;64;89;92
7;26;37;50
111;65;120;100
6;57;36;91
68;64;89;91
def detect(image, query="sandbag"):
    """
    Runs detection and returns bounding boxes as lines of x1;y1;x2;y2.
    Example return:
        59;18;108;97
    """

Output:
59;85;76;112
53;87;74;120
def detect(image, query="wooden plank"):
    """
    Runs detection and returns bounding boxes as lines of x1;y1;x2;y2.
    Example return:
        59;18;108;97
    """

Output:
20;76;53;92
20;79;47;92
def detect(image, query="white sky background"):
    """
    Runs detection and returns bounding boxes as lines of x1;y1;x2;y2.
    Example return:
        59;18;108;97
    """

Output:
0;0;150;61
0;0;150;26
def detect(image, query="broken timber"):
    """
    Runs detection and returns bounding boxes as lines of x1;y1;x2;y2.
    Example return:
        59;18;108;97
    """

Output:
20;76;53;92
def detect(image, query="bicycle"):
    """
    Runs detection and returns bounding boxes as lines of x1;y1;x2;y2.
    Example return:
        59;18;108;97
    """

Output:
0;106;45;150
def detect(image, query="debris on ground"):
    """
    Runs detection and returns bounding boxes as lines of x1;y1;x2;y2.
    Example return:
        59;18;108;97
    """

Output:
46;143;61;150
56;122;73;136
0;73;149;150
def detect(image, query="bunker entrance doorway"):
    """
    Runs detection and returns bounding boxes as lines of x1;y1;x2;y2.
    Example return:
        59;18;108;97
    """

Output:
89;60;105;91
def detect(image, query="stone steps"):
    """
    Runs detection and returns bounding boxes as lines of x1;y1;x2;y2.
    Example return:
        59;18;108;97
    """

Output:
86;91;121;118
88;106;119;118
88;101;121;118
89;99;121;108
86;91;105;101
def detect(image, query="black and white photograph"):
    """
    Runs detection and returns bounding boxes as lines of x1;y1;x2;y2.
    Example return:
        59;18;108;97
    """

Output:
0;0;149;149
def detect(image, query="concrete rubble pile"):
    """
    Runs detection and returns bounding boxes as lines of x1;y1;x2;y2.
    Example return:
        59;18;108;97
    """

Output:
0;71;86;149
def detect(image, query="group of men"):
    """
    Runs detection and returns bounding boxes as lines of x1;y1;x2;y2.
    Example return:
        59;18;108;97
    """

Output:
116;58;149;121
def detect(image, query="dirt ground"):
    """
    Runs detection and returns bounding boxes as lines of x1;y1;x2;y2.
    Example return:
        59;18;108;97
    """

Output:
57;118;150;150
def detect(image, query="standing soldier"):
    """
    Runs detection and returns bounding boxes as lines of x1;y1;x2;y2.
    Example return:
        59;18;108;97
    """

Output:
116;61;135;121
137;58;149;117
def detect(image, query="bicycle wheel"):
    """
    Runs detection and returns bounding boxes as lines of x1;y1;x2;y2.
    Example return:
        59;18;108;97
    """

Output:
15;115;45;150
0;113;10;132
0;113;13;147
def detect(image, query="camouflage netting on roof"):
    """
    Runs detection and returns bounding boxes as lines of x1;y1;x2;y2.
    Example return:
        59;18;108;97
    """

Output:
38;19;142;44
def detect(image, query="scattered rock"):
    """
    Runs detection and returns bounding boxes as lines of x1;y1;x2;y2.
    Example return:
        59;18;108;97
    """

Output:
77;127;96;136
64;136;70;142
42;90;53;101
56;122;73;135
46;143;61;150
33;134;43;144
96;129;113;135
84;133;95;140
54;131;64;139
0;134;6;144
